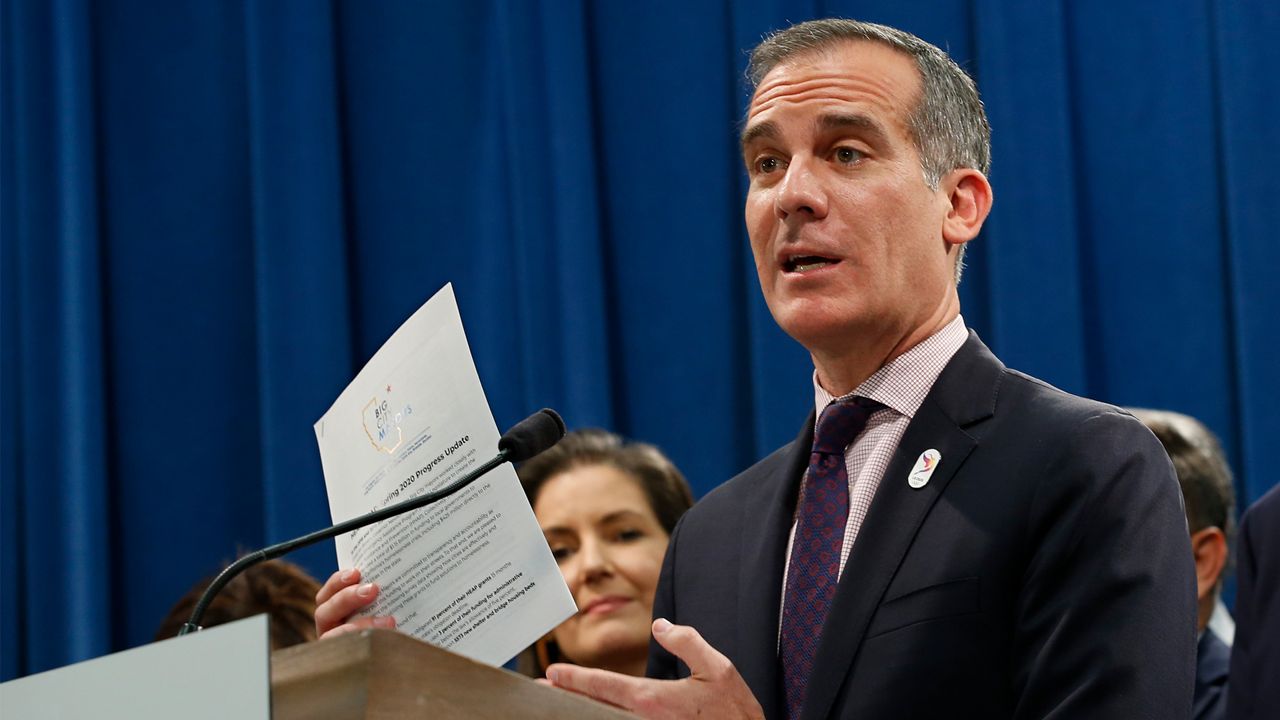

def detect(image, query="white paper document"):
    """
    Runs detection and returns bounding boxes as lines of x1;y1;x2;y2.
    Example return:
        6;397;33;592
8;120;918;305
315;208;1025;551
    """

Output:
314;284;575;666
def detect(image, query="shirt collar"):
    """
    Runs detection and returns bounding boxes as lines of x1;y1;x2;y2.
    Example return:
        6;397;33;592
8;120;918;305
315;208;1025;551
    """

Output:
813;315;969;421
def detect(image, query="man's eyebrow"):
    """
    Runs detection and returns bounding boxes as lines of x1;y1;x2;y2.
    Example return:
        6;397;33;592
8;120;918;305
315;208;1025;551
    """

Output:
740;113;889;152
740;120;779;151
816;112;887;142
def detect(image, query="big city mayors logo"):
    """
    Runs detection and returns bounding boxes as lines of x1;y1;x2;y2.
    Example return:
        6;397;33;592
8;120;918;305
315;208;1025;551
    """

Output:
362;384;413;455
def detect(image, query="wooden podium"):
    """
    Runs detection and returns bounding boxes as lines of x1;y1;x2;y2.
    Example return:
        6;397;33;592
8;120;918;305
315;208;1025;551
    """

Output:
270;629;636;719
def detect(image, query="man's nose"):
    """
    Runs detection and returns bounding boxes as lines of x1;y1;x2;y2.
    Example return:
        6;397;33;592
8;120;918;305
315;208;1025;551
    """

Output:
775;157;828;220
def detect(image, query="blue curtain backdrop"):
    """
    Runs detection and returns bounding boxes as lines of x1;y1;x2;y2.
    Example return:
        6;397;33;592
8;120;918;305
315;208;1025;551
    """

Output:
2;0;1277;680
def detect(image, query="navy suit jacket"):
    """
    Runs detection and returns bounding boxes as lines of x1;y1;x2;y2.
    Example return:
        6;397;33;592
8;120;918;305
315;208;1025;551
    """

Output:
1227;484;1280;720
648;333;1196;719
1195;629;1230;720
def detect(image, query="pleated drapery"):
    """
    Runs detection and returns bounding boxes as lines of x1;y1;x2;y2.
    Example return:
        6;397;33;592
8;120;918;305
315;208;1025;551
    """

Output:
4;0;1277;680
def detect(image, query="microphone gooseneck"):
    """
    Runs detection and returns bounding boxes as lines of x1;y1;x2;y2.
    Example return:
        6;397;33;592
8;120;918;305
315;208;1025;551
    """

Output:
178;408;567;636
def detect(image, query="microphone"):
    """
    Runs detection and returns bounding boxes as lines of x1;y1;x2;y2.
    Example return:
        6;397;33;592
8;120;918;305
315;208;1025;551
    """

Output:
498;408;566;462
177;408;566;636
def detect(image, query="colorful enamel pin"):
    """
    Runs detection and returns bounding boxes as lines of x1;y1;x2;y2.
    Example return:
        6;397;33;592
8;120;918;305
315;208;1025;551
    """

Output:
908;449;941;489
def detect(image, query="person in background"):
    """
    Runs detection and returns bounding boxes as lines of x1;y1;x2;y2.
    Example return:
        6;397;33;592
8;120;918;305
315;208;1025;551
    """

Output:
514;428;694;677
313;429;694;679
1227;482;1280;720
1130;408;1236;720
155;558;322;650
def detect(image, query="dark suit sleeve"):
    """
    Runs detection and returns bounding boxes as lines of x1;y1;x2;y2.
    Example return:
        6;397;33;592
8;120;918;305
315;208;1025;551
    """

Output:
1192;630;1231;720
1012;411;1196;719
646;513;685;679
1226;512;1257;720
1226;486;1280;720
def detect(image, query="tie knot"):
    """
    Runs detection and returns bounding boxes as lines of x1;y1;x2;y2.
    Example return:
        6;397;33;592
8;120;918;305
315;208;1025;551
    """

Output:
812;397;881;455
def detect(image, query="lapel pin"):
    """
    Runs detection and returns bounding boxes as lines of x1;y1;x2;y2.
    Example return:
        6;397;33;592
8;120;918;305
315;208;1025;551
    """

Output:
908;449;941;489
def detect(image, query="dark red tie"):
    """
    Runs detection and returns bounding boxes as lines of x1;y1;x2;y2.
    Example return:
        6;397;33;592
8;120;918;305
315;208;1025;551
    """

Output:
779;397;880;719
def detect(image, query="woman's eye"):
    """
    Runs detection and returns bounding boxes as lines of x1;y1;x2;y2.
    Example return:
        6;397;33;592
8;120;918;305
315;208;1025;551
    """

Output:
550;546;573;562
616;528;644;542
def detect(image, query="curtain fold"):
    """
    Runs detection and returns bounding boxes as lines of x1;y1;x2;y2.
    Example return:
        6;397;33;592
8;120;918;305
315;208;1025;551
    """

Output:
492;0;615;429
3;0;1276;679
972;0;1088;392
243;0;354;572
3;0;113;674
1213;1;1280;508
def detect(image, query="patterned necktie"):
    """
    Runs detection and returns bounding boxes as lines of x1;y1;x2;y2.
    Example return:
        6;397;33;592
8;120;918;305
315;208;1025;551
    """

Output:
780;396;880;720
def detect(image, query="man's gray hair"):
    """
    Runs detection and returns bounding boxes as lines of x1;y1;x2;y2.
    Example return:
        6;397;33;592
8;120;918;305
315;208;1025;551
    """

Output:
748;19;992;281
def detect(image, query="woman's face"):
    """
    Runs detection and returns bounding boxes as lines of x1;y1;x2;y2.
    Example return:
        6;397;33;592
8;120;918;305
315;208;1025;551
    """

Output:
533;463;670;674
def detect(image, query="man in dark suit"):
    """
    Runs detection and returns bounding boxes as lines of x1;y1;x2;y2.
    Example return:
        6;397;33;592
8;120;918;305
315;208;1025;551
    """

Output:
1227;483;1280;720
545;18;1196;718
1131;409;1237;720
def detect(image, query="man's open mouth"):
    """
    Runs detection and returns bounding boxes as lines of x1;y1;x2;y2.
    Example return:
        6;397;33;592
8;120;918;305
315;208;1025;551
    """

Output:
784;255;839;273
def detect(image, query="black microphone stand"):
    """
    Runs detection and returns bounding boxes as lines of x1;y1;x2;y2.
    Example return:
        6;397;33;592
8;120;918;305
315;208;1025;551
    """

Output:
178;408;564;637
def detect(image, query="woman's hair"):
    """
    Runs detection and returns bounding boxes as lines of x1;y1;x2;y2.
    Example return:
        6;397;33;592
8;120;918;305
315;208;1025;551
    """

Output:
516;428;694;534
514;428;694;676
154;558;322;650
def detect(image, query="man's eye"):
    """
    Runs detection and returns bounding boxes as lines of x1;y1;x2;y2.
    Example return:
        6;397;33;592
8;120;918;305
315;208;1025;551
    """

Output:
754;156;781;174
834;147;863;164
550;546;573;562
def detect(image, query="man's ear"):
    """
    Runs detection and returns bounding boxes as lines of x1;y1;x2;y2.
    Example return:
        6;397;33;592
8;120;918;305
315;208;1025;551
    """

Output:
1190;526;1228;601
940;169;993;247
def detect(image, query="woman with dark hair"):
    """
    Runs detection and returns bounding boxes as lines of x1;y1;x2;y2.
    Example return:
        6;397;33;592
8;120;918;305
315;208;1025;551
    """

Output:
156;558;322;650
313;429;693;678
513;429;693;677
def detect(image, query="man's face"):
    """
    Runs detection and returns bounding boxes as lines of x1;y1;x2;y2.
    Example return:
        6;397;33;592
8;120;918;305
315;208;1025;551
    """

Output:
742;41;957;358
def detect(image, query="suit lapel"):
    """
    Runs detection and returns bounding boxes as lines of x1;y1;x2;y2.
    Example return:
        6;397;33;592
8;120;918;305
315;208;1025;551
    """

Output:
736;412;814;719
802;333;1004;720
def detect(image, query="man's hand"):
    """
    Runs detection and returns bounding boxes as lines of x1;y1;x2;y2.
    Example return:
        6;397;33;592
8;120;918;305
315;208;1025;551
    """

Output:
314;568;397;639
545;619;764;720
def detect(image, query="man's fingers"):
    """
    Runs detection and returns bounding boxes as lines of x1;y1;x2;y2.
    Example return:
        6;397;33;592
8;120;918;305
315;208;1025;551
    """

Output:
549;629;763;720
314;581;380;636
545;663;648;711
315;568;361;606
650;618;736;679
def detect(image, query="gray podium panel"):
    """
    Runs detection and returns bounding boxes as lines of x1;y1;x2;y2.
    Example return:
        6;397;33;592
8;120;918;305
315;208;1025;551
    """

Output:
0;614;270;720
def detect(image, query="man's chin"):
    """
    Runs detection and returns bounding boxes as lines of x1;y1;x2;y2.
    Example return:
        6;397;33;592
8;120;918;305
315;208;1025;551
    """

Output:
773;310;861;350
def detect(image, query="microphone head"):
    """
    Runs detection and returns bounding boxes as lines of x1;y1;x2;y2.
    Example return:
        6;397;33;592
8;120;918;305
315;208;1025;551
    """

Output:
499;408;567;463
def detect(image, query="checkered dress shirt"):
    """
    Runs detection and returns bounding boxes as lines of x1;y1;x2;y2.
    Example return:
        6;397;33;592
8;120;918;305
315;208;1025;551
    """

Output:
779;316;968;620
